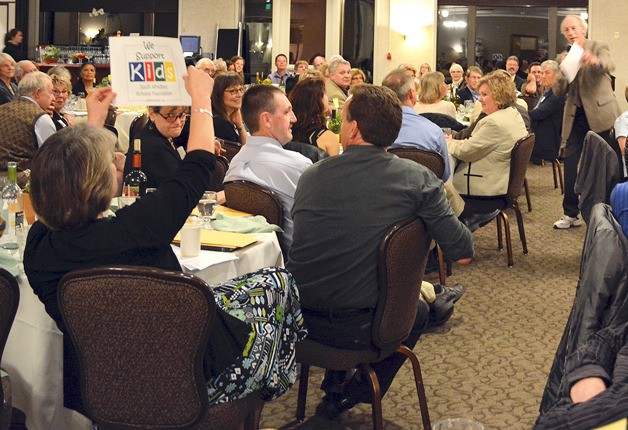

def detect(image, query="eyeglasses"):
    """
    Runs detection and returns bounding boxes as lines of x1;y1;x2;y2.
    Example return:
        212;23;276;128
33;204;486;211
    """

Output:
157;112;189;122
53;89;69;96
226;87;245;96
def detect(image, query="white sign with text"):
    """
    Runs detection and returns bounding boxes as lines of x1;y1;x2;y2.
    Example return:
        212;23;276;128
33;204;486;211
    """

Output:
109;36;191;106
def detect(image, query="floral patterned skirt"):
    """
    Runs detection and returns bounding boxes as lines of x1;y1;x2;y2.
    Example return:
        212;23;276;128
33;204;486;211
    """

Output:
206;267;307;405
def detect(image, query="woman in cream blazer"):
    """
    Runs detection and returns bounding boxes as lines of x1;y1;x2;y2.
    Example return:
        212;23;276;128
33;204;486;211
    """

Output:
447;70;528;216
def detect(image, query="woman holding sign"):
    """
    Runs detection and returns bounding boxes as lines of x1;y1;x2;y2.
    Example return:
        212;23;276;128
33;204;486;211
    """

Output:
24;67;306;420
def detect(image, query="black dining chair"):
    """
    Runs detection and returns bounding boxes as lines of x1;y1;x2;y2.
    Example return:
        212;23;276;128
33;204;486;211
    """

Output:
58;266;261;430
295;217;432;430
388;147;452;285
0;269;19;430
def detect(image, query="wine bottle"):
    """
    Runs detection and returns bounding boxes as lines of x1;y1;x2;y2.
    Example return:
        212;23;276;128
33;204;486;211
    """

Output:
1;162;24;238
328;109;342;134
123;139;148;198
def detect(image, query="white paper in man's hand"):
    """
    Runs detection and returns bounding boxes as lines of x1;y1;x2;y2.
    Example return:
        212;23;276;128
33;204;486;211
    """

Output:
560;43;584;83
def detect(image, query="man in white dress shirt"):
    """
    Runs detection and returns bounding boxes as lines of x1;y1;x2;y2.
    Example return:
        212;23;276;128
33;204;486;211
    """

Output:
224;84;312;248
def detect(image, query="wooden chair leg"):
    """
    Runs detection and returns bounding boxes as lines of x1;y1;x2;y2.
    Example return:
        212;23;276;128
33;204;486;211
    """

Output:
396;346;431;430
295;364;310;421
496;214;503;251
446;261;452;277
552;160;559;189
244;400;264;430
501;211;514;267
524;178;532;212
436;245;446;286
512;204;528;255
360;364;383;430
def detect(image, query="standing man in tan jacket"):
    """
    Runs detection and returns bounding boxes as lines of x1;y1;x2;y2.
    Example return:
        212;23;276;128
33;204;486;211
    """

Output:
552;15;622;229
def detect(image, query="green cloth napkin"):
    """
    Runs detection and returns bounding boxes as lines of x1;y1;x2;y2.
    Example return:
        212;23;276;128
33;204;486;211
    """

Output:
211;213;283;233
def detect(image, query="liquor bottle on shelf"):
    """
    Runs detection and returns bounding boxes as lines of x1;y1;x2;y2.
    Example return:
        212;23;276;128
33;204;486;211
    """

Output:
1;162;24;239
256;72;261;85
123;139;148;198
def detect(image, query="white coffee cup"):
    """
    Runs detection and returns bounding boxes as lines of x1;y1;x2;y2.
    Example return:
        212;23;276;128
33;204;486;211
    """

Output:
180;224;202;257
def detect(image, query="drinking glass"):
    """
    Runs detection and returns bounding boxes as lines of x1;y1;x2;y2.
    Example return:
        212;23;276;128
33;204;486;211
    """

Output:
197;191;217;229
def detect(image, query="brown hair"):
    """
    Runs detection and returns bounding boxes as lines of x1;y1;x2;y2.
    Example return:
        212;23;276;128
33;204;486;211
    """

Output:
4;29;20;45
289;78;327;142
294;60;309;72
30;124;116;231
345;84;402;148
211;72;244;120
241;84;282;134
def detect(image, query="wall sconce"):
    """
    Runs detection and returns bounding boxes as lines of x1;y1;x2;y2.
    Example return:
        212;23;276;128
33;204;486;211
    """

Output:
443;20;467;29
89;8;106;17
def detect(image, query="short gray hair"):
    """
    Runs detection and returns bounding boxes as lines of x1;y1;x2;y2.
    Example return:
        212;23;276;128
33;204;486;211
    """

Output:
17;71;52;97
382;69;414;102
449;63;463;73
506;56;519;64
213;58;227;75
15;60;37;80
0;53;15;66
47;65;72;81
328;57;350;73
561;14;588;33
541;60;559;72
195;58;214;69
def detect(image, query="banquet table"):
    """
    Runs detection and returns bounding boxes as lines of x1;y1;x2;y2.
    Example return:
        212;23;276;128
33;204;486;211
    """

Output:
66;108;144;154
1;227;283;430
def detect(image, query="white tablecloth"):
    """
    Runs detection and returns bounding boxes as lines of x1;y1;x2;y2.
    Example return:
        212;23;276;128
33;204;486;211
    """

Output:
1;233;283;430
114;111;144;154
67;110;143;154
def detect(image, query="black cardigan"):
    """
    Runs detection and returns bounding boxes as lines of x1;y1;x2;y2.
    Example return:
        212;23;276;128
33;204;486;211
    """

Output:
24;150;250;414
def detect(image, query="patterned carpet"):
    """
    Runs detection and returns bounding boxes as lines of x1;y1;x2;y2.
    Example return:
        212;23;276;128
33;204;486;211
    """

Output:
260;162;586;430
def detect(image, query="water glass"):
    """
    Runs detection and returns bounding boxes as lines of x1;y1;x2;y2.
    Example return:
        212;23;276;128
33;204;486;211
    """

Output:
180;222;202;257
197;191;217;230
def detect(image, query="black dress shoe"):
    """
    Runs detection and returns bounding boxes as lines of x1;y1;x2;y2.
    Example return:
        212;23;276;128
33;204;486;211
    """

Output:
462;209;500;232
429;283;465;326
315;393;359;419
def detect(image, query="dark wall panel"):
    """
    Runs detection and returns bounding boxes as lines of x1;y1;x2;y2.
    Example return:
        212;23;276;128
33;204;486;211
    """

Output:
40;0;178;13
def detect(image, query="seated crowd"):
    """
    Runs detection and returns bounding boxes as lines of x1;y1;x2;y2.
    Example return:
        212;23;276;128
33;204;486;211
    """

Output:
2;13;628;428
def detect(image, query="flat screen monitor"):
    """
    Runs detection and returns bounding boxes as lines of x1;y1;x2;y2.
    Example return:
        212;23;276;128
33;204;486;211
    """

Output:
180;35;201;57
